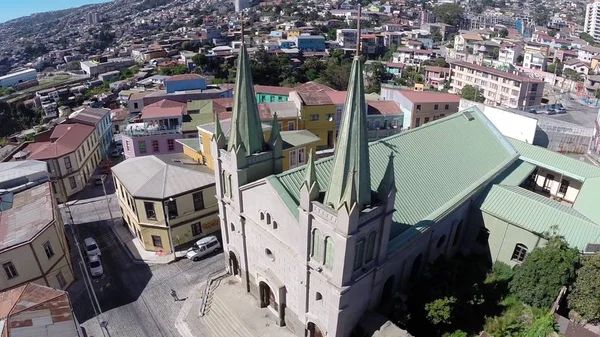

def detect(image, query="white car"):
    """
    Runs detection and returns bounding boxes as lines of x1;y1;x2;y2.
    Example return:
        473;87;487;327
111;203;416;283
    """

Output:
89;255;104;277
186;236;221;261
84;237;101;257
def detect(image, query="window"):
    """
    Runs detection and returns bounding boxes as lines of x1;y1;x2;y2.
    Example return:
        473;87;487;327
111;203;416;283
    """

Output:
326;113;335;121
166;199;178;219
260;212;265;221
310;114;319;121
167;139;175;151
139;141;147;154
64;157;72;171
3;262;18;279
444;104;449;110
56;271;67;289
290;149;298;167
415;118;420;127
43;241;55;259
272;221;278;229
230;223;235;231
265;248;275;261
151;235;163;248
324;236;334;269
288;121;295;131
152;140;159;152
354;239;365;270
266;213;271;224
134;102;139;109
424;117;430;124
511;244;528;262
543;174;554;192
126;140;130;151
144;202;156;220
312;229;324;263
434;104;439;110
193;191;205;211
416;104;422;110
316;292;322;301
298;148;306;165
69;176;77;189
559;179;569;194
365;231;376;263
192;222;202;236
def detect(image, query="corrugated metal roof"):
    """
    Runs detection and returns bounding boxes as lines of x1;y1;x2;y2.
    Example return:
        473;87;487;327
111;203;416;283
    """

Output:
281;130;320;149
111;155;214;199
481;185;600;250
495;159;536;186
274;108;517;242
509;138;600;181
573;176;600;226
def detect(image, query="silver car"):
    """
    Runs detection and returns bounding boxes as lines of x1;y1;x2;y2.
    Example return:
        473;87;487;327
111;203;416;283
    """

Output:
186;236;221;261
89;255;104;277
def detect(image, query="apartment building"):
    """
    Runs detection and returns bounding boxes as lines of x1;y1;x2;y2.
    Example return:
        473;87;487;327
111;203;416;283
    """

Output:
111;154;219;255
523;51;547;71
380;87;461;129
584;0;600;42
0;162;74;291
449;60;545;109
498;42;523;64
67;107;113;158
22;123;101;202
36;87;60;119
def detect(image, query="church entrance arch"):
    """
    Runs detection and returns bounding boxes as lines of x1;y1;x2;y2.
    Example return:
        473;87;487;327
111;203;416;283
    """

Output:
229;251;239;276
259;281;277;310
307;322;324;337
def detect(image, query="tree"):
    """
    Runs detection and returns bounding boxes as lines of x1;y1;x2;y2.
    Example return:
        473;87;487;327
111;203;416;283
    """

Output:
563;68;582;82
182;41;196;52
548;30;558;37
192;53;209;72
580;32;596;45
510;237;579;308
499;28;509;38
432;31;443;43
459;85;485;102
490;48;499;59
66;61;81;71
547;62;563;76
383;44;398;61
366;61;386;94
569;253;600;322
433;4;464;27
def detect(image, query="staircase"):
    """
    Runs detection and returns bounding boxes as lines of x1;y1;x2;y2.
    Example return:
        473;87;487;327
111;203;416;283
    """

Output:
202;288;254;337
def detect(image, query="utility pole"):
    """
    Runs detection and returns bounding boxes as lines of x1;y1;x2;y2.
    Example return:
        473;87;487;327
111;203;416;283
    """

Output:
100;175;115;226
163;199;177;261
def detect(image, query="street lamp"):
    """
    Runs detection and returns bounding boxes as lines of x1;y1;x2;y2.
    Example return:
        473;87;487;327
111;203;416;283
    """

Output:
163;197;177;261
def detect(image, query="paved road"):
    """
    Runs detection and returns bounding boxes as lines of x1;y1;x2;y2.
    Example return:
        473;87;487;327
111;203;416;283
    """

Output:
64;180;226;337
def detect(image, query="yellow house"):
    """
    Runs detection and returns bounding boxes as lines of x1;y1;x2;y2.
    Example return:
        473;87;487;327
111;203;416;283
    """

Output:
111;154;219;255
289;91;337;149
280;130;321;171
287;29;301;38
0;182;74;291
24;123;102;203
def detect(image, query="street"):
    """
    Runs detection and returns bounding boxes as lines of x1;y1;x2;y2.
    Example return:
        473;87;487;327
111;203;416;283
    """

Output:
63;175;226;337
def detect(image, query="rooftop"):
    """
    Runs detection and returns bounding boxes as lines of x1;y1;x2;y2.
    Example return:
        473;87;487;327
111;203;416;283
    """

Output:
450;60;544;83
24;123;95;160
254;85;295;96
0;283;79;337
281;130;321;150
68;107;110;125
198;118;272;136
111;154;215;199
140;99;186;120
396;90;461;103
0;160;48;190
165;74;205;82
0;183;55;252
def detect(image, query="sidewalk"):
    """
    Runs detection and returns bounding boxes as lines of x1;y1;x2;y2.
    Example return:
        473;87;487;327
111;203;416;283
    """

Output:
110;220;188;264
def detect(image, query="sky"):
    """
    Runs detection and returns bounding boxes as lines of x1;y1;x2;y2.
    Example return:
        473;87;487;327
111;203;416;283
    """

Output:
0;0;110;24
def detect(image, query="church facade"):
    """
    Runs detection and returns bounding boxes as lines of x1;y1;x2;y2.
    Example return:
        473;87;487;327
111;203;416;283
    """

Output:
211;42;600;337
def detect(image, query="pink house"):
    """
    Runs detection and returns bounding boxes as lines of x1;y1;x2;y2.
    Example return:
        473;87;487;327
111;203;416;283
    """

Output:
424;66;450;90
121;99;186;158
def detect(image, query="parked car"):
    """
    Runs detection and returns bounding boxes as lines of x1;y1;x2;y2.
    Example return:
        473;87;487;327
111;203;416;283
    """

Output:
89;255;104;277
528;109;537;114
557;107;567;114
84;237;101;257
186;236;221;261
110;149;121;158
545;109;556;115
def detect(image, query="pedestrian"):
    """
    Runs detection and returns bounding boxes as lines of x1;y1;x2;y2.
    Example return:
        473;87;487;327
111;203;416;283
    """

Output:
170;288;179;301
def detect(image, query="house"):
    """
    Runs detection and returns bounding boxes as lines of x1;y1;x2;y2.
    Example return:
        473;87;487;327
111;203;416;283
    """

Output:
165;74;207;93
0;162;74;291
121;99;186;159
453;33;484;52
523;51;547;71
292;35;326;52
21;123;101;202
563;59;591;76
111;154;219;255
0;283;83;336
67;107;113;158
380;88;460;128
111;108;130;134
578;45;600;63
392;48;435;66
424;66;451;90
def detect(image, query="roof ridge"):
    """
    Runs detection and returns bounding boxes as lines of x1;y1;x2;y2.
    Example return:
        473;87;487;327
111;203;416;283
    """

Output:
10;285;64;317
7;284;27;318
130;157;167;196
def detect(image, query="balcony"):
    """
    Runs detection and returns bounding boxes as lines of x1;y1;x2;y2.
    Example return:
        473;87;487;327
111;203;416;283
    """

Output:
122;122;182;137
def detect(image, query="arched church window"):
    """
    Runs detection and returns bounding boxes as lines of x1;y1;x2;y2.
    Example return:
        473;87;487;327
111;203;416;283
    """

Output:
324;236;334;269
311;229;323;263
365;231;377;263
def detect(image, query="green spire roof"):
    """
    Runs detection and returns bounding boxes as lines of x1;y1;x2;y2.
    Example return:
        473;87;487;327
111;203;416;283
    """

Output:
268;112;281;144
323;56;372;210
227;44;265;154
213;113;224;140
378;153;395;197
303;149;319;191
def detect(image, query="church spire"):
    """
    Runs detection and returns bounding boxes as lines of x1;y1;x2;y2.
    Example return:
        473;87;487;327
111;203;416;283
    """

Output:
227;18;265;154
377;153;395;198
268;112;281;145
303;149;319;191
323;47;371;211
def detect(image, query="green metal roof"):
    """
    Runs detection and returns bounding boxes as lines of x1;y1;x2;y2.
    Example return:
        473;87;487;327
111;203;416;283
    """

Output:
481;184;600;250
494;159;536;186
508;138;600;181
273;108;518;245
281;130;320;150
573;176;600;226
182;112;212;132
176;138;201;152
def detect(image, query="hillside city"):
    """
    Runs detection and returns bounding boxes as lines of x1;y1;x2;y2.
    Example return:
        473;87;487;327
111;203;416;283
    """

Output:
3;0;600;336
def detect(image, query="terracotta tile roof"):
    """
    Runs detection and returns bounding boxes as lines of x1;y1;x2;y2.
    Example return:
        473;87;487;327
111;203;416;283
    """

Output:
25;124;94;160
0;283;77;337
425;66;450;73
324;91;348;105
367;100;401;115
68;107;109;126
294;81;336;94
111;108;130;122
254;85;295;96
140;99;187;119
396;90;461;103
165;74;205;82
212;98;234;115
298;91;334;106
385;62;405;69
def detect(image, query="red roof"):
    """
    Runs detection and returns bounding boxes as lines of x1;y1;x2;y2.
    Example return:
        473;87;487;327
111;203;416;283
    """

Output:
324;91;348;105
298;91;334;106
294;81;336;94
141;99;186;119
25;123;95;160
254;85;295;96
425;66;450;73
385;62;405;69
165;74;205;82
367;101;401;115
450;60;543;83
396;90;461;103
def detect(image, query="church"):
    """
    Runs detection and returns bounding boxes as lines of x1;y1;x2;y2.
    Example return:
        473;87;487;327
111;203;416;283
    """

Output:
210;38;600;337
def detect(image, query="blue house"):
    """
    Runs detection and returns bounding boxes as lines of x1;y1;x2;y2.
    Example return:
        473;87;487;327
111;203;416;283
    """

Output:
165;74;207;93
292;35;326;52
